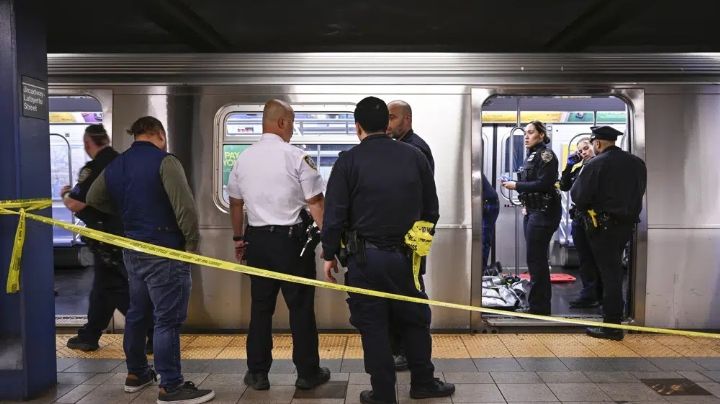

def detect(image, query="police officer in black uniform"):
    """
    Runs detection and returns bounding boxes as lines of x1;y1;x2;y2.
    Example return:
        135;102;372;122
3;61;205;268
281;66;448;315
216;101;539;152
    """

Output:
571;126;646;340
559;137;602;308
386;99;434;370
322;97;454;404
60;124;152;353
501;121;561;315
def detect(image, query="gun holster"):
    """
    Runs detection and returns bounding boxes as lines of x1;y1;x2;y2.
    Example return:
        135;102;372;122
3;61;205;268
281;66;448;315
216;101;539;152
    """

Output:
343;230;366;266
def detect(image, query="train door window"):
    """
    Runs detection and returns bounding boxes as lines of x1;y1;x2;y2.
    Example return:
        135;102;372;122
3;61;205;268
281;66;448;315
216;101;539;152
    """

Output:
216;104;358;209
479;95;631;321
49;95;103;248
49;95;104;325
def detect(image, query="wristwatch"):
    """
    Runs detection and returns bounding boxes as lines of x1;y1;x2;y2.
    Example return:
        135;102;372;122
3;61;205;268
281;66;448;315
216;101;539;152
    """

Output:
232;235;244;242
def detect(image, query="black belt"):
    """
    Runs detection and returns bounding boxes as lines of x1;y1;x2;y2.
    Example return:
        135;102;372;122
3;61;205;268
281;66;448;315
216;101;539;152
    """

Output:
364;240;407;253
248;223;304;237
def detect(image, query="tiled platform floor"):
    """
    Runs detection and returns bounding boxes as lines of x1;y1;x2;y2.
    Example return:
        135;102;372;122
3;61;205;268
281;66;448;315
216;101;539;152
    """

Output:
56;333;720;360
4;333;720;403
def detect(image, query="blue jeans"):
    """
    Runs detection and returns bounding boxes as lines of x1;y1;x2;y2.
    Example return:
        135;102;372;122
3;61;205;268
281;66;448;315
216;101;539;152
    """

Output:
123;250;191;389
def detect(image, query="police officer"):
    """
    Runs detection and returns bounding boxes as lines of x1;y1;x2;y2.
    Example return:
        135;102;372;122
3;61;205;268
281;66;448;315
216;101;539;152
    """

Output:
571;126;646;340
227;99;330;391
87;117;214;403
322;97;454;404
387;100;434;170
559;137;602;309
60;124;152;353
385;100;434;370
501;121;561;315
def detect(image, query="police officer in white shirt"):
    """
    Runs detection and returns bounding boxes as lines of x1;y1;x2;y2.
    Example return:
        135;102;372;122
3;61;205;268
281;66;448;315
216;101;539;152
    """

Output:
227;99;330;391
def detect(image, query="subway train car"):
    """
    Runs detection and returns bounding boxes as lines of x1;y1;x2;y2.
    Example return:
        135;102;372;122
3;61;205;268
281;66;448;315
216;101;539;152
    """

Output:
47;53;720;332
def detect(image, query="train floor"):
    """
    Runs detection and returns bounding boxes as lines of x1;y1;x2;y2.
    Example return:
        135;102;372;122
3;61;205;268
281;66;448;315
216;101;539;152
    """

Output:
7;333;720;403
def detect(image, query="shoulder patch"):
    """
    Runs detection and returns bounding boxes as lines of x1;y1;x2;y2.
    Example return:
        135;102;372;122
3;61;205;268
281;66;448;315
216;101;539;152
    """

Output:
541;150;553;163
303;155;317;170
77;167;92;183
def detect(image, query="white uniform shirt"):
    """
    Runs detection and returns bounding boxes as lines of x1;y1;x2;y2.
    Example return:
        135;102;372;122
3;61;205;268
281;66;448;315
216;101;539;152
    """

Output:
227;133;324;226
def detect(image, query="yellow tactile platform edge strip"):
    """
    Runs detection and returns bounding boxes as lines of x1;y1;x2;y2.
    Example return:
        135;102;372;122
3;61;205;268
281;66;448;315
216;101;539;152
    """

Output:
56;333;720;359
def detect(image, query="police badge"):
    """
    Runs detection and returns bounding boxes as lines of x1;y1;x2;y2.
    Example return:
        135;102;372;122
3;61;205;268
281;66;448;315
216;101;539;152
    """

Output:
77;167;92;183
303;155;317;170
541;150;553;163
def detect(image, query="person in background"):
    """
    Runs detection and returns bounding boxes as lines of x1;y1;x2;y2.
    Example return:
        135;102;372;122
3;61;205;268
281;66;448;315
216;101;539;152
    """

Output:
559;137;601;309
61;124;152;354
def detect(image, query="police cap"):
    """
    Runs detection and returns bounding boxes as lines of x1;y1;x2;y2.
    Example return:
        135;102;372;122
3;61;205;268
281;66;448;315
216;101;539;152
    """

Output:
354;96;389;133
590;126;623;141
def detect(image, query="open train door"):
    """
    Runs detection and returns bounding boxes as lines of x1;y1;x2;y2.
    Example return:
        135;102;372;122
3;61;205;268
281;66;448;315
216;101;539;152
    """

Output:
470;88;647;331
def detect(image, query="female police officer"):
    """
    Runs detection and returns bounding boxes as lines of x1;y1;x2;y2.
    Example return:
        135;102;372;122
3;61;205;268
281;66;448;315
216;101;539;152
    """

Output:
559;138;601;309
501;121;561;315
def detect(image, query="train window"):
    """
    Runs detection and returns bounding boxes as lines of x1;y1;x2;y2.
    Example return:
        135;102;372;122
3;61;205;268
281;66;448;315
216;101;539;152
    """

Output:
216;105;358;209
49;95;103;247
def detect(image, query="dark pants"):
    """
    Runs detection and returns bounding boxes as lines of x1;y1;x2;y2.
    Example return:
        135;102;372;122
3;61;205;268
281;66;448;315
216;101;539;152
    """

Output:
245;227;320;377
77;253;130;342
523;207;561;314
123;250;191;389
77;250;153;344
571;220;602;301
586;224;633;324
347;248;436;403
482;199;500;270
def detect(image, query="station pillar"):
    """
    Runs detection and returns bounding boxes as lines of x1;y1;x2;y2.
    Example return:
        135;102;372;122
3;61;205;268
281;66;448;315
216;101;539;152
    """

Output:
0;0;56;399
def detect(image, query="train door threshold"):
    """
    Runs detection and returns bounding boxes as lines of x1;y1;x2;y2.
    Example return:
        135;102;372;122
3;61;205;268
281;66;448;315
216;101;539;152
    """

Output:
55;315;87;327
483;314;605;328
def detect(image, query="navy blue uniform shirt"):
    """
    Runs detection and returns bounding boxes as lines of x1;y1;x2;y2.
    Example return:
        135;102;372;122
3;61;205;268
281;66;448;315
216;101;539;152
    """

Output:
322;134;439;259
399;130;434;173
515;143;558;194
570;145;647;222
69;146;120;230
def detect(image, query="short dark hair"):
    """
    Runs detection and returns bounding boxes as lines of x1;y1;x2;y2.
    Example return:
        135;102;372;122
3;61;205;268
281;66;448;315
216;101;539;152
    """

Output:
84;124;110;147
354;96;389;133
127;116;165;137
528;120;550;144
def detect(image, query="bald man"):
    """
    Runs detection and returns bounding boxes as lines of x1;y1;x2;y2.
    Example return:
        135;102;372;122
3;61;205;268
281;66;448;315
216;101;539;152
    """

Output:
227;99;330;390
386;100;436;371
387;100;434;171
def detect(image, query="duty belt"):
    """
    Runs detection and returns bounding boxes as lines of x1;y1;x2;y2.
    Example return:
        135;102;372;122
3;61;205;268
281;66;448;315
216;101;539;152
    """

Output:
581;209;633;232
248;223;304;238
519;191;558;212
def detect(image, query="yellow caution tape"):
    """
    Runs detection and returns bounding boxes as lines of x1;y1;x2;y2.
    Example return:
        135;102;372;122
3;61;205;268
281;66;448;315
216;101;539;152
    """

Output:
0;198;52;293
2;198;720;340
404;220;434;291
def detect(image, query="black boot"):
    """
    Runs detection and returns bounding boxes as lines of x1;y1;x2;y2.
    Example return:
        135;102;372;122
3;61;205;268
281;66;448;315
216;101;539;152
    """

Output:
393;354;408;371
66;336;99;351
586;326;623;341
360;390;396;404
410;378;455;399
295;367;331;390
243;371;270;390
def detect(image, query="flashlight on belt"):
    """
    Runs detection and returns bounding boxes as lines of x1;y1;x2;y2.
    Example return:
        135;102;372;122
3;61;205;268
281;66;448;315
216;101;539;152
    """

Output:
300;223;321;257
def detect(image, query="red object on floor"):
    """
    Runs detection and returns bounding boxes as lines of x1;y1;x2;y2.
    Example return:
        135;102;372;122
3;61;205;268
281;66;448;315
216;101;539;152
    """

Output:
518;272;576;283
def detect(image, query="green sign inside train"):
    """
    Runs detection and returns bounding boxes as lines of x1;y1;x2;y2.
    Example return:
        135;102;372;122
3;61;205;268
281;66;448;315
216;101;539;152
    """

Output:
223;144;249;186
